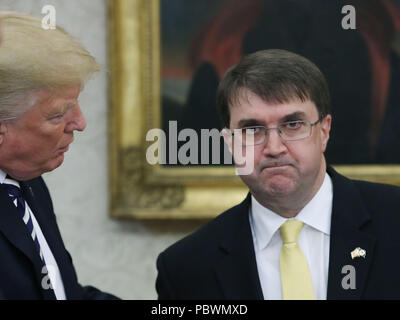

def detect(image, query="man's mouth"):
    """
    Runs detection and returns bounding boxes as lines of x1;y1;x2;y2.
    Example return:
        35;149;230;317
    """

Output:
58;138;74;153
57;142;71;153
260;162;294;175
262;162;291;169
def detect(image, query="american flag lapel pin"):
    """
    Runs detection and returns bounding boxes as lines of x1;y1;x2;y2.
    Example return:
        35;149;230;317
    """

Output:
351;247;366;259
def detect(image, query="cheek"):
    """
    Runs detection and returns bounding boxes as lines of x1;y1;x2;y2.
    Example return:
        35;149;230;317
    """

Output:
22;127;66;156
38;125;66;144
290;140;323;172
232;144;262;174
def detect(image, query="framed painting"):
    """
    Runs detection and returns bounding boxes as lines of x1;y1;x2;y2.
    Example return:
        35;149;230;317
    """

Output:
108;0;400;219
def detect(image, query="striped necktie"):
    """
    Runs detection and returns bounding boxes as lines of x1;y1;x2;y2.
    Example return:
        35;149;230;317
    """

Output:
3;177;45;262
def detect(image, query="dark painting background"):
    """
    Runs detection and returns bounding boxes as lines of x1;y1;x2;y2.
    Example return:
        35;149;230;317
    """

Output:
161;0;400;165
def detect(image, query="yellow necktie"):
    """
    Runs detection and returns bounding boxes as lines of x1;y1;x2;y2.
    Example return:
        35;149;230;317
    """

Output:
280;220;315;300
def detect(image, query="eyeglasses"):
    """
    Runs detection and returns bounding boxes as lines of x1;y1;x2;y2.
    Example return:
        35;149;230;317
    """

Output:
231;119;321;146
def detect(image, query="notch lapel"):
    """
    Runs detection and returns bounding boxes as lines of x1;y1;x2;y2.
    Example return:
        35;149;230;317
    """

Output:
327;167;376;299
0;183;54;298
20;180;77;299
19;180;63;265
19;180;59;299
214;195;264;300
0;183;41;266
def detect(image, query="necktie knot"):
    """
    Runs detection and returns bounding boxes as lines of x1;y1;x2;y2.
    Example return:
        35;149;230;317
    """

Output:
3;177;25;209
3;182;23;199
280;220;304;245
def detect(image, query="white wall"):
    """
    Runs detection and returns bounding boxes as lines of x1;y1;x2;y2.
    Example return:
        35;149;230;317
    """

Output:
1;0;204;299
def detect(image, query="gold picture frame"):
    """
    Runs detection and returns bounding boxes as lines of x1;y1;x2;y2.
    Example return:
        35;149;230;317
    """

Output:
108;0;400;219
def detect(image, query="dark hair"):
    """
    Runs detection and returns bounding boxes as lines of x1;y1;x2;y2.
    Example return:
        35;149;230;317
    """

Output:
216;49;330;127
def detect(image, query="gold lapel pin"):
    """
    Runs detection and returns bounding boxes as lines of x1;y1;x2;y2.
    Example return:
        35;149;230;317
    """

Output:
351;247;366;259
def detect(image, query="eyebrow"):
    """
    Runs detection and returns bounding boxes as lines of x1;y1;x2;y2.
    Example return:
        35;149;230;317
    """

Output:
237;111;308;128
237;118;263;128
60;100;78;113
48;100;78;116
281;111;307;122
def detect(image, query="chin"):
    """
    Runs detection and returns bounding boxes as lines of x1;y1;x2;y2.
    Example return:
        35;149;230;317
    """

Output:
261;177;298;197
54;154;65;168
45;154;65;173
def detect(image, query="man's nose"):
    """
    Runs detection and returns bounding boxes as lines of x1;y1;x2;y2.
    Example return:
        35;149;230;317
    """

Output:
65;104;86;132
262;128;288;157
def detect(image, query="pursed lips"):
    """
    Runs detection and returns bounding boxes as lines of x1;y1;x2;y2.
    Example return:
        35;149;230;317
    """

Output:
259;162;293;173
58;139;74;152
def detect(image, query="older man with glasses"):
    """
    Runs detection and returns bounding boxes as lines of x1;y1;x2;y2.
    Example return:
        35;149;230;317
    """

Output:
156;49;400;300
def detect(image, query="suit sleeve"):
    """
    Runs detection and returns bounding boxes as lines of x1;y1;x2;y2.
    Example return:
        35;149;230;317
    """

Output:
80;285;120;300
156;252;177;300
64;250;120;300
38;177;120;300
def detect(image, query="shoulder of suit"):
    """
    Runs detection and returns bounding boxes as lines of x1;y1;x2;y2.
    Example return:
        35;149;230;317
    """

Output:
351;179;400;198
160;198;249;257
350;179;400;220
25;175;47;188
329;165;400;200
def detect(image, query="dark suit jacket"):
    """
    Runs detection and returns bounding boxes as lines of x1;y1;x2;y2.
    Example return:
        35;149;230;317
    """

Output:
0;176;118;300
156;166;400;299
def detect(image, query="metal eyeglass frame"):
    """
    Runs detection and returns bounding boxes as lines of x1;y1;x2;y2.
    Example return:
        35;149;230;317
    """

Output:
231;118;322;146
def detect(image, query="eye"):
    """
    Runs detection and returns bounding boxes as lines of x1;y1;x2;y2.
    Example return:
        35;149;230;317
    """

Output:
46;101;78;124
48;113;65;123
283;121;303;130
243;126;262;134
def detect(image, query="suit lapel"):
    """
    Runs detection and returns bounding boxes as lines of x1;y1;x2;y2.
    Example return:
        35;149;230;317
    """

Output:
20;180;79;299
214;195;264;300
0;183;40;265
327;167;376;299
0;182;56;299
20;180;62;265
19;180;59;299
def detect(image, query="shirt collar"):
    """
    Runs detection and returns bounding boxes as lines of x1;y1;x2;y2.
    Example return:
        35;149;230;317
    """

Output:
0;169;7;184
250;172;333;251
0;169;21;188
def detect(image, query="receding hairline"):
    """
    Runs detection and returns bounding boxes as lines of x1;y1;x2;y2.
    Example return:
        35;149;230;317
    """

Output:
227;86;313;110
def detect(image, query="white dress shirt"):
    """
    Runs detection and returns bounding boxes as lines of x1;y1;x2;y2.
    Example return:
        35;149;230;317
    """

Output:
0;170;66;300
249;173;333;300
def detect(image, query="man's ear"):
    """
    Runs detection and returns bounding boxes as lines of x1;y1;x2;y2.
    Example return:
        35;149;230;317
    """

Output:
0;122;7;145
222;128;233;154
320;114;331;153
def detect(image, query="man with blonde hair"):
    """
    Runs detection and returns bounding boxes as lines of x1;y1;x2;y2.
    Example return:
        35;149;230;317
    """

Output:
0;12;117;299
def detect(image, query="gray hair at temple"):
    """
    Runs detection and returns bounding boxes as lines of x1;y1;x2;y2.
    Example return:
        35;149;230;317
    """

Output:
217;49;331;128
0;11;100;120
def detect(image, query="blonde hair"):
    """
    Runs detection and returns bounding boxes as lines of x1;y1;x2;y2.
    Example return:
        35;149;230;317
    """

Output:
0;11;101;119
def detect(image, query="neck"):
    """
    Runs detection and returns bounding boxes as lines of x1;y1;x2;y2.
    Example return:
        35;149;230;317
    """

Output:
252;161;327;218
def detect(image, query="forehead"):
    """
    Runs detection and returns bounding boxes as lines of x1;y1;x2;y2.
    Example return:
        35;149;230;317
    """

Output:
11;86;81;126
229;90;318;125
34;86;80;111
